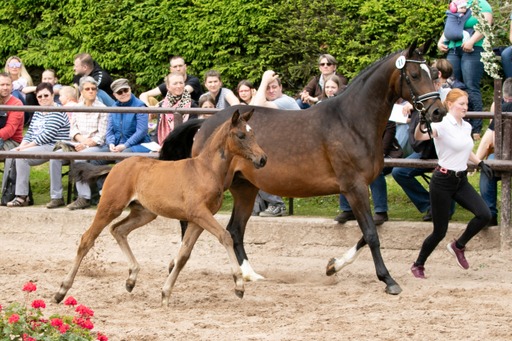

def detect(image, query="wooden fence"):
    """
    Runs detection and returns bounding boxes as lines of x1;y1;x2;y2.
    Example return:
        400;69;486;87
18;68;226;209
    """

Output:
1;84;511;248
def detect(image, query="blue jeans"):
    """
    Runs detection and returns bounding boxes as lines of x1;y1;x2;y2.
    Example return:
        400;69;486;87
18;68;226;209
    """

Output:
447;46;484;134
339;169;390;213
501;46;512;79
391;152;431;213
479;153;500;217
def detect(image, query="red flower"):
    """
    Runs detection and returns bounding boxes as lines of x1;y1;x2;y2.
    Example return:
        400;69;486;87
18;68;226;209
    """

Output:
73;316;94;330
22;334;36;341
8;313;20;324
51;318;63;327
22;282;37;292
97;332;109;341
59;323;70;334
64;296;78;306
31;299;46;309
75;304;94;318
0;304;2;312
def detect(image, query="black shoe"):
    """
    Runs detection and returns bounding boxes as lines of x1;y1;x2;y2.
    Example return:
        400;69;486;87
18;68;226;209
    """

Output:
373;212;388;226
334;211;356;224
422;210;432;221
486;215;498;227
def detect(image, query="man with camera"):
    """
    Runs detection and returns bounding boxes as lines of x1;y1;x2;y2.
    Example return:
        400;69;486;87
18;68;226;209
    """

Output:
0;72;24;151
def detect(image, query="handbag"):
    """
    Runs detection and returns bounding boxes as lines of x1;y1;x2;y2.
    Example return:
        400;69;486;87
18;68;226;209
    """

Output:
1;159;17;206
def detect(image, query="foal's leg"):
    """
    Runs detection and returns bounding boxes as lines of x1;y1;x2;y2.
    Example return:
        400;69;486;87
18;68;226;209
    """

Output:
110;202;157;292
161;222;204;307
54;204;125;303
327;184;402;295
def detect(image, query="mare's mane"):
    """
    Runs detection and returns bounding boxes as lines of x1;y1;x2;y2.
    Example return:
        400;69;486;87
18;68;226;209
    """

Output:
343;50;402;91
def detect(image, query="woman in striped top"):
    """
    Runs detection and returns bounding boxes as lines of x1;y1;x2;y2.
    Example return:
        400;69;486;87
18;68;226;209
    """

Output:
3;82;70;207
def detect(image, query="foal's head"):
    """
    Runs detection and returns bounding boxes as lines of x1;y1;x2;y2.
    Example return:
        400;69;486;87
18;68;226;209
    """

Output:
226;110;267;169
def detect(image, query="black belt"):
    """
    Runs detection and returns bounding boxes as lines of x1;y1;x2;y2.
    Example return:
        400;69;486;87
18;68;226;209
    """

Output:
435;166;467;177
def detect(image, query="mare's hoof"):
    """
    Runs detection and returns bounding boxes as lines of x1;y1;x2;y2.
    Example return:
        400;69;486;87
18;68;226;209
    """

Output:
126;280;136;293
234;289;244;299
326;258;336;276
385;284;402;295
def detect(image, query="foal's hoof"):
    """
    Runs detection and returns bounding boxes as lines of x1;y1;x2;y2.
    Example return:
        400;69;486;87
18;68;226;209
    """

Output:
326;258;337;276
234;289;244;299
385;284;402;295
54;292;65;304
126;280;136;293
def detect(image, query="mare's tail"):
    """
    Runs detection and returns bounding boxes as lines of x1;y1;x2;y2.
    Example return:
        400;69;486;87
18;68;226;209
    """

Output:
159;118;205;161
71;163;113;184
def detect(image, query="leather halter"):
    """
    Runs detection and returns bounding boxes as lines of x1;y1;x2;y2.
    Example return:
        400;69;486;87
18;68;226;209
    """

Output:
399;57;439;137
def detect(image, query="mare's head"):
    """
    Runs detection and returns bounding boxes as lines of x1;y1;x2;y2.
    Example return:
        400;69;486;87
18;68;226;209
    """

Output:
395;41;446;123
226;109;267;169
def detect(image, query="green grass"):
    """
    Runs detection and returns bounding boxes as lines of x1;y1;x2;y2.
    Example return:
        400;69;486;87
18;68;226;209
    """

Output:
27;160;495;223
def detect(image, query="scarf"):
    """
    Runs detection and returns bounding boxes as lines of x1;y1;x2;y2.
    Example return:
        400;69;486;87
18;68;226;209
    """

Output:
157;89;192;145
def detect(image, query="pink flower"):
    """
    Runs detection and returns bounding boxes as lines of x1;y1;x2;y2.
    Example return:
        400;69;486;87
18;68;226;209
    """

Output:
64;296;78;306
22;282;37;292
73;316;94;330
22;334;36;341
31;299;46;309
59;323;70;334
97;332;109;341
8;313;20;324
51;318;63;327
0;304;2;312
75;304;94;318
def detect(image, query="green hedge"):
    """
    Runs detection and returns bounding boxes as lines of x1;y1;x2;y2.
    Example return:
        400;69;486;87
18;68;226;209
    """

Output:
0;0;510;96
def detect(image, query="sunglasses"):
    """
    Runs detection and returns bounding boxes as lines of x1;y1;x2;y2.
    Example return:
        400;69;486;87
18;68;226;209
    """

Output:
36;93;51;99
8;61;21;68
319;63;333;67
83;87;97;92
115;88;130;95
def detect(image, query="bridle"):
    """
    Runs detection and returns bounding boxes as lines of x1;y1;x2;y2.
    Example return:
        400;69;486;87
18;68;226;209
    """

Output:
396;54;439;137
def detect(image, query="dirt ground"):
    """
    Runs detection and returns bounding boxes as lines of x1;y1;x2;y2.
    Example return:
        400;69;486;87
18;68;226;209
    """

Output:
1;207;512;341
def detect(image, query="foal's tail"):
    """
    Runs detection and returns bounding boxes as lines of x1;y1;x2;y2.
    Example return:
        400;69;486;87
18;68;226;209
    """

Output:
159;118;205;161
71;163;113;184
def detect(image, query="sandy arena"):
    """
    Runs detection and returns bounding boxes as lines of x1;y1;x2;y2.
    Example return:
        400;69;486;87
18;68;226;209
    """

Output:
1;207;511;340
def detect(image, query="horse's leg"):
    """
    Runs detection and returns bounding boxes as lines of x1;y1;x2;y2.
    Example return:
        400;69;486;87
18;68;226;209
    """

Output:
167;220;189;274
161;222;204;307
326;237;366;275
328;184;402;295
109;202;157;292
228;179;261;281
54;203;125;303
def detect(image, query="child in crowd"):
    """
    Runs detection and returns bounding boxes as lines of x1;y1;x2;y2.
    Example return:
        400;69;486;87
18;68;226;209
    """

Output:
198;94;216;119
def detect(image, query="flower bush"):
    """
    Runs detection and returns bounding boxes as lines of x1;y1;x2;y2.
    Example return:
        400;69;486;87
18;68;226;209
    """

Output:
472;0;502;79
0;282;108;341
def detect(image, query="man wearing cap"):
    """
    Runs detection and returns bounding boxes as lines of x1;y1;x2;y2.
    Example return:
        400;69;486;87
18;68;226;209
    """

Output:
104;78;151;153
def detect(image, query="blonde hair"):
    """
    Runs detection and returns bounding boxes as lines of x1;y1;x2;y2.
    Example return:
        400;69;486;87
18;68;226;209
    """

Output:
5;56;33;86
60;86;78;101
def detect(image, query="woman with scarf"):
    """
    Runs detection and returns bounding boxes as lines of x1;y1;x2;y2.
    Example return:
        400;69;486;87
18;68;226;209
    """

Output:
157;72;195;145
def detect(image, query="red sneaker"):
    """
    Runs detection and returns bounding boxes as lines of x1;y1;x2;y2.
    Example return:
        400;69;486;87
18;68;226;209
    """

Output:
447;240;469;270
410;263;426;279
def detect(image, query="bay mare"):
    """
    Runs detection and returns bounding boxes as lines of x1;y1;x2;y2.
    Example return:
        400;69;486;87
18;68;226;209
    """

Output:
55;110;267;306
160;42;446;295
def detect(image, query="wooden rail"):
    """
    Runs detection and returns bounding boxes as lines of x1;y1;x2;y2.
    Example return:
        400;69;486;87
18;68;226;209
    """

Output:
1;97;512;248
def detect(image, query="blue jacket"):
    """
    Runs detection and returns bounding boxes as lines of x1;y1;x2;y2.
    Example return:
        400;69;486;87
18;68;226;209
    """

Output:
106;94;150;148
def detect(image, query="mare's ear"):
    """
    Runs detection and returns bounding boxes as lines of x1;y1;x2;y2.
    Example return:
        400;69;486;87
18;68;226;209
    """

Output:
418;39;433;55
241;109;253;122
406;40;418;59
231;109;241;126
